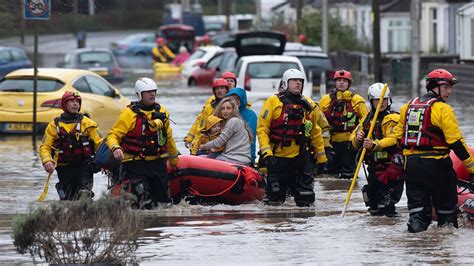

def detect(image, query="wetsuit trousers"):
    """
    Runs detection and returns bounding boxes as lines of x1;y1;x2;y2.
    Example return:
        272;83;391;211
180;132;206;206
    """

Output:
266;151;315;207
123;159;171;207
405;156;458;233
332;141;356;178
56;162;93;200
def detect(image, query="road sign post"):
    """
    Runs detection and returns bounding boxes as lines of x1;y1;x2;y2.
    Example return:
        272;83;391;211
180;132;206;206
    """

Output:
24;0;51;147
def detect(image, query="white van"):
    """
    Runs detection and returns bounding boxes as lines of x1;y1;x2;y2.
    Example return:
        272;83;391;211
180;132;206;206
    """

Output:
234;55;312;104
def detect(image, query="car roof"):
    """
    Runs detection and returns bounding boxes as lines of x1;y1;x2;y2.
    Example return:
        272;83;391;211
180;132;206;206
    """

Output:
5;68;99;82
284;42;328;57
238;55;302;63
68;48;114;54
0;46;24;52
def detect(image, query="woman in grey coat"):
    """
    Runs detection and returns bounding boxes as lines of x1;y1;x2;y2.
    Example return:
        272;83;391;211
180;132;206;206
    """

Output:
200;97;252;165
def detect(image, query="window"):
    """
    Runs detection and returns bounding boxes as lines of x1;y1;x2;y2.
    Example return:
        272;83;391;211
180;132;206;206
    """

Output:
0;51;12;64
11;50;28;61
0;79;63;92
246;62;299;79
431;8;438;52
85;75;114;96
73;77;91;93
222;52;237;71
387;18;411;52
188;49;206;61
471;19;474;57
79;52;113;64
206;53;224;69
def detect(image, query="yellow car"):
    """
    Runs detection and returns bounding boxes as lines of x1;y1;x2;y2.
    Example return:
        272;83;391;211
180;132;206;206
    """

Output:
0;68;130;134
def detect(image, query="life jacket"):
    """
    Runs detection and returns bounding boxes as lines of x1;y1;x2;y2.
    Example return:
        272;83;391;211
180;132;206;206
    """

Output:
53;115;94;164
362;111;398;172
324;92;359;133
401;96;448;150
121;103;168;158
269;94;312;147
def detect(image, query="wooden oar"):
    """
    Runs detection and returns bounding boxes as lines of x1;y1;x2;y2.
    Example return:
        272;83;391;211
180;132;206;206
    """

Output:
341;83;388;217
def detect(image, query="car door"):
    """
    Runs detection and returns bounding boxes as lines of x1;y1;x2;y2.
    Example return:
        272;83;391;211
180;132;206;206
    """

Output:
196;52;224;86
0;50;14;78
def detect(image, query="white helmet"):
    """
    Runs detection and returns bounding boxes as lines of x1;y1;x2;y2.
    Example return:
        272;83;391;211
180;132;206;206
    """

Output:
135;77;157;101
367;82;391;100
281;68;305;92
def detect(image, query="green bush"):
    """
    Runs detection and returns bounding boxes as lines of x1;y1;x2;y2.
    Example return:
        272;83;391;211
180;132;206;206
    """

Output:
12;195;143;264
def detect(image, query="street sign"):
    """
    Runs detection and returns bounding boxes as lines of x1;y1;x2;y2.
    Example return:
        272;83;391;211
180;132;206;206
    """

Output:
24;0;51;20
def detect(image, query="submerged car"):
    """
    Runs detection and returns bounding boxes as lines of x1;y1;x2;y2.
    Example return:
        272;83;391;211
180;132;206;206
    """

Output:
110;33;156;56
0;47;32;79
57;48;124;84
0;68;130;134
181;46;223;80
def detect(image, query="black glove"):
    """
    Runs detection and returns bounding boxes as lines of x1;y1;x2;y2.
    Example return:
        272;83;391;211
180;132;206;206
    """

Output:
152;111;167;123
324;147;335;172
265;156;278;170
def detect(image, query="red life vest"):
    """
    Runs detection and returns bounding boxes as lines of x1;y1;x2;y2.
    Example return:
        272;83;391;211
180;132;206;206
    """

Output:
324;93;359;133
401;96;448;150
269;94;312;147
362;111;399;172
53;116;94;164
121;104;168;158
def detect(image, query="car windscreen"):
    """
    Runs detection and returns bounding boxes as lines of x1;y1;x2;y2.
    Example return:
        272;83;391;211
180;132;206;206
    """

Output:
0;78;64;92
298;56;332;70
79;52;113;64
246;62;299;79
188;49;206;61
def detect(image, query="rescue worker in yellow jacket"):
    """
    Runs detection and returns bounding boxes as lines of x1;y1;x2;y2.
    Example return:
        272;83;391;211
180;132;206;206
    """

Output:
258;69;327;207
40;91;102;200
351;83;404;217
319;70;368;178
152;37;175;63
107;77;179;209
392;69;474;232
184;78;230;150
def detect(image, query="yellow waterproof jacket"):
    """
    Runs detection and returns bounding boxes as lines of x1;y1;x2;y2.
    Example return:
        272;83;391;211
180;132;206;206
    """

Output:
319;92;369;142
351;112;399;151
190;133;224;155
392;99;474;174
40;115;103;166
184;95;216;144
106;104;179;162
152;46;175;63
257;94;327;163
312;99;332;148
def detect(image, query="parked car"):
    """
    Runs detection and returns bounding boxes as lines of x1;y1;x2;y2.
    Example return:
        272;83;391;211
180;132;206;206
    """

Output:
182;46;223;80
157;24;196;54
187;31;286;87
57;48;124;84
110;33;156;56
0;68;130;134
235;55;311;103
0;47;32;79
187;48;237;87
284;42;333;87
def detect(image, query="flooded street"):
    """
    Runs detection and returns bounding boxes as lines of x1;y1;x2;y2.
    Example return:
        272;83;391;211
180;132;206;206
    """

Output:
1;71;474;264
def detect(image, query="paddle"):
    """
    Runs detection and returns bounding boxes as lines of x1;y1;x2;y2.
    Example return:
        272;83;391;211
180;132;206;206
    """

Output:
341;83;388;217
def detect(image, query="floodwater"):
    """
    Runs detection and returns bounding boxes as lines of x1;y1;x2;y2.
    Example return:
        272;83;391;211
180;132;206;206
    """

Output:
1;71;474;265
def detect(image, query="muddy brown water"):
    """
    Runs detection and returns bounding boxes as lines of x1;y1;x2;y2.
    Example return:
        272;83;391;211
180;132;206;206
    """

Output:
1;75;474;264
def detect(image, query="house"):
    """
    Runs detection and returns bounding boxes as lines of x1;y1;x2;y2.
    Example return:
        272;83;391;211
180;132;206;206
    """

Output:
420;0;468;54
457;2;474;60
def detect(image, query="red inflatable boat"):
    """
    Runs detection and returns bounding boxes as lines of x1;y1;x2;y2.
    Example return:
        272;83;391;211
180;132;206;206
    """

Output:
450;148;474;221
167;155;266;204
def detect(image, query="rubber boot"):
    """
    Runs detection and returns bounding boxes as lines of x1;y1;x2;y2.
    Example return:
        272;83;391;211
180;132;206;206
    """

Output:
407;212;431;233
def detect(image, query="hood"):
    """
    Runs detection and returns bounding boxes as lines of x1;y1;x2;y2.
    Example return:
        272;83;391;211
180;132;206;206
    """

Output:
205;115;223;131
226;87;248;112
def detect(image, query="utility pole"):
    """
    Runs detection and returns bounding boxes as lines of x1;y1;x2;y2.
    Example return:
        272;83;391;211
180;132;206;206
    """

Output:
372;0;382;82
255;0;261;29
322;0;328;54
89;0;95;15
295;0;302;34
411;0;421;97
225;0;231;31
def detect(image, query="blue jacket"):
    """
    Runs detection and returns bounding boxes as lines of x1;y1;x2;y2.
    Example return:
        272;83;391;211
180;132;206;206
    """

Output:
226;87;257;164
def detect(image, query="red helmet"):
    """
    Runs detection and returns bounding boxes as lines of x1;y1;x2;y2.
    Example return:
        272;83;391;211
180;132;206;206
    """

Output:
61;91;81;112
156;37;165;45
333;69;352;82
299;34;307;44
212;78;229;89
426;69;457;90
221;71;237;80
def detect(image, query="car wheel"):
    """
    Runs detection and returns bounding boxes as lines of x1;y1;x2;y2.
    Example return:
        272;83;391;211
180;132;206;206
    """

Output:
188;78;197;87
